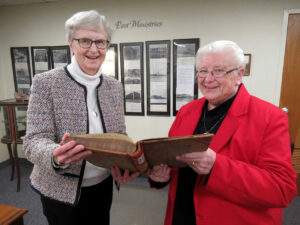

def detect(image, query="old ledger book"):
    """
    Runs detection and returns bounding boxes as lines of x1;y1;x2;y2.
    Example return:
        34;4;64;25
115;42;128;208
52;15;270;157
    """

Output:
70;133;213;173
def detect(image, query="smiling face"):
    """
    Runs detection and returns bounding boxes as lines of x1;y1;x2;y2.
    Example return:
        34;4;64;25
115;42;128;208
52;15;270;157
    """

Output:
197;51;244;109
69;28;108;75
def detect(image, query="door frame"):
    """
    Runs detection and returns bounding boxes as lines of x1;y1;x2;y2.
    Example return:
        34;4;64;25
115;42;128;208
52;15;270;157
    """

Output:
276;9;300;105
278;9;300;195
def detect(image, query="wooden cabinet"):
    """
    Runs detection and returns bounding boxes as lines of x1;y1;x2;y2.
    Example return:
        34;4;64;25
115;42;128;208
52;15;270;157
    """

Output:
0;204;28;225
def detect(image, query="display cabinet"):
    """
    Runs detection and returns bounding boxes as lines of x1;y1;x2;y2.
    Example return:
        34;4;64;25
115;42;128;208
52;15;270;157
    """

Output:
0;99;28;192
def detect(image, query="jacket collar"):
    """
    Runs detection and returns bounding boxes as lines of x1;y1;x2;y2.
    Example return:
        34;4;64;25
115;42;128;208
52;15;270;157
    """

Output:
181;84;251;151
63;66;103;90
228;84;250;117
210;84;251;152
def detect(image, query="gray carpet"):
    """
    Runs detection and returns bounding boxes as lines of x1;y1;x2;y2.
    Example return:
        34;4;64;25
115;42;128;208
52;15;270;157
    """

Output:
0;160;299;225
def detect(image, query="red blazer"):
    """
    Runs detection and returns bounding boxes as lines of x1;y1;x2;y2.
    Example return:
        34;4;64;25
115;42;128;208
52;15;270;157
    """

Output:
164;85;297;225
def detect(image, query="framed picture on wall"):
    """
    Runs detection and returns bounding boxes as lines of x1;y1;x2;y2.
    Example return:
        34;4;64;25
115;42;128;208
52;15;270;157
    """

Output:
120;42;144;115
102;43;118;79
173;38;199;115
31;46;51;75
146;40;171;116
244;53;252;76
50;45;71;69
10;47;32;95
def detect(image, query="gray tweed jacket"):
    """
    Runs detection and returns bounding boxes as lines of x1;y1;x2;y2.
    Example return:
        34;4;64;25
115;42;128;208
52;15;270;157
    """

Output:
23;67;125;205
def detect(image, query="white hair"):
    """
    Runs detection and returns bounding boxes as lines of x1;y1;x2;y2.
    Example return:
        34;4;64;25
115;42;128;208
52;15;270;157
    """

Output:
65;10;112;42
195;40;245;69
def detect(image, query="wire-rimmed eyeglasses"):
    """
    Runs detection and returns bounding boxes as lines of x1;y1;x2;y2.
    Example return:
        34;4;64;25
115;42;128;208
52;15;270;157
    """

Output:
73;38;109;49
197;68;239;78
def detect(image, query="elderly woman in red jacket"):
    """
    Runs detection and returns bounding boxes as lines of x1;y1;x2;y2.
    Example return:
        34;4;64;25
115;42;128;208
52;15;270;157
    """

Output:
149;40;297;225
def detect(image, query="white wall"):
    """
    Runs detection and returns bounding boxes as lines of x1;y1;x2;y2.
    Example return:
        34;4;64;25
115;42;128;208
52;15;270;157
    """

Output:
0;0;300;161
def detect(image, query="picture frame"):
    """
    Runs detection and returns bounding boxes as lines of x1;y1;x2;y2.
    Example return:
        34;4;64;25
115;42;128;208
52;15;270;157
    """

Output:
102;43;119;79
120;42;144;116
49;45;71;69
173;38;199;116
31;46;51;76
10;47;32;95
244;53;252;76
146;40;171;116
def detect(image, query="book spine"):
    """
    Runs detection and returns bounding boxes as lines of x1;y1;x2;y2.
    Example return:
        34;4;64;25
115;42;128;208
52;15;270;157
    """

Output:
130;143;149;174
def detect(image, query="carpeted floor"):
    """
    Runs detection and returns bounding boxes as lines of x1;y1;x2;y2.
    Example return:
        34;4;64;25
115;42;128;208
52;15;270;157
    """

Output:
0;160;299;225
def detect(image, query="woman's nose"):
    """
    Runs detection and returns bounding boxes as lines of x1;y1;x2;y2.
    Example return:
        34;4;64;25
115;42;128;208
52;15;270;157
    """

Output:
204;71;215;81
89;42;98;51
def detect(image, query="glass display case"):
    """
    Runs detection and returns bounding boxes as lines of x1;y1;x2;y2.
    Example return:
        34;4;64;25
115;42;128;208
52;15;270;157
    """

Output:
0;100;27;141
0;99;28;192
0;106;10;139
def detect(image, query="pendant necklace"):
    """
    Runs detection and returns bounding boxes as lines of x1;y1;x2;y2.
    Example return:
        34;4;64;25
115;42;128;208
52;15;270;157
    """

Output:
202;109;226;134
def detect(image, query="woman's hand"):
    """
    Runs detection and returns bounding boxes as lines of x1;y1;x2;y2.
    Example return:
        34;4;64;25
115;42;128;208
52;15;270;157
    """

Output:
177;148;216;174
148;164;171;182
52;133;92;165
111;166;140;185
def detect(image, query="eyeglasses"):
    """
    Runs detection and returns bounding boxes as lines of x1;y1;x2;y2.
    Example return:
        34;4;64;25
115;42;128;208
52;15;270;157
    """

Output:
197;68;239;78
73;38;109;49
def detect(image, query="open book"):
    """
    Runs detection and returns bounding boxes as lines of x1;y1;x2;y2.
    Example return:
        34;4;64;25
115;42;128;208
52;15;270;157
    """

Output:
70;133;213;173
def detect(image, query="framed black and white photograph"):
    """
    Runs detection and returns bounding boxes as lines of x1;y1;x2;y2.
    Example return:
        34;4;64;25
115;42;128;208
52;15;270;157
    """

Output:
146;40;171;116
120;42;144;115
102;44;118;79
50;45;71;69
31;46;51;75
244;53;252;76
173;38;199;115
10;47;32;95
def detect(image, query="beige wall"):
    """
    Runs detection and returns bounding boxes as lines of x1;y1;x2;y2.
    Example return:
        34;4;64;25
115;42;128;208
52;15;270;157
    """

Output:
0;0;300;162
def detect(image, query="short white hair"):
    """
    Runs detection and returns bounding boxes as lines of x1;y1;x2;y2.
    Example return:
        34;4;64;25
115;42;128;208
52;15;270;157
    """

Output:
196;40;245;69
65;10;112;42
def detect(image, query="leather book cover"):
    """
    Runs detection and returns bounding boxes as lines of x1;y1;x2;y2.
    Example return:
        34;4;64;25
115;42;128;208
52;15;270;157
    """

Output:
70;133;145;172
70;133;213;173
139;134;213;167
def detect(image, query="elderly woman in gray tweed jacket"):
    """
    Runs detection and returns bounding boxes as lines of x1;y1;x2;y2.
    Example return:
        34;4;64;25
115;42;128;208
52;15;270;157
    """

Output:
24;10;137;225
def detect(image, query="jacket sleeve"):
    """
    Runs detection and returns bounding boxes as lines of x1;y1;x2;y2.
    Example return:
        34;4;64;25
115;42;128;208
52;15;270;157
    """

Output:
206;111;297;208
23;74;60;171
23;75;82;175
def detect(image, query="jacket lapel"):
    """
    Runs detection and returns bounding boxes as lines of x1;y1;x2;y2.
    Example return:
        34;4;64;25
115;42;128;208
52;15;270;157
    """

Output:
176;99;206;136
172;85;251;152
210;84;251;152
210;113;238;152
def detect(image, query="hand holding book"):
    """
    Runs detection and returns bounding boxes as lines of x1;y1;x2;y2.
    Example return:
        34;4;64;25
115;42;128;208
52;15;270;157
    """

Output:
52;133;92;168
148;164;171;183
176;148;216;175
111;166;140;187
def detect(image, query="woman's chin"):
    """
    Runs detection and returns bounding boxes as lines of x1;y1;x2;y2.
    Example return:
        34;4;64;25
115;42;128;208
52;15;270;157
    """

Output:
85;63;101;72
82;67;99;75
205;94;219;103
203;90;217;99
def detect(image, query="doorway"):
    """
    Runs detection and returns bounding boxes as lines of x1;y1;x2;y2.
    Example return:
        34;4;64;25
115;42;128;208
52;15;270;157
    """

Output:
279;11;300;194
